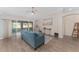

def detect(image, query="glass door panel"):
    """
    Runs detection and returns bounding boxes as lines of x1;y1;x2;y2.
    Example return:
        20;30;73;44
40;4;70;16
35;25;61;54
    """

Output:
28;22;33;31
23;23;28;30
12;22;21;33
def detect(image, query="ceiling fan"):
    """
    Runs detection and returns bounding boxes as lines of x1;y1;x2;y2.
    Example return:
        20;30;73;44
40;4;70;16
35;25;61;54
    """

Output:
25;7;38;15
32;7;37;15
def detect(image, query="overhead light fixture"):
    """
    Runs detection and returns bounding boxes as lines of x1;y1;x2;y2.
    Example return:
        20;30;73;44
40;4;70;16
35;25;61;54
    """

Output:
32;7;34;15
31;7;37;15
32;12;34;15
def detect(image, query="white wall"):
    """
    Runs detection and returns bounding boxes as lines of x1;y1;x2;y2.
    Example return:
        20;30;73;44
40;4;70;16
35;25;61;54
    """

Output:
8;20;13;38
0;20;5;39
0;19;12;39
4;20;9;38
34;14;64;38
53;15;58;34
63;14;79;36
58;15;64;38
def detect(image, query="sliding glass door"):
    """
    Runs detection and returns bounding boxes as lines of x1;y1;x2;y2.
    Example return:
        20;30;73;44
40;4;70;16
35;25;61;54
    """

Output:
22;22;28;30
12;21;33;33
12;21;33;39
22;22;33;31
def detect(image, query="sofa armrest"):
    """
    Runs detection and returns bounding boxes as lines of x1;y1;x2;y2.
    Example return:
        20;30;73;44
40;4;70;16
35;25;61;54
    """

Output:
34;33;44;47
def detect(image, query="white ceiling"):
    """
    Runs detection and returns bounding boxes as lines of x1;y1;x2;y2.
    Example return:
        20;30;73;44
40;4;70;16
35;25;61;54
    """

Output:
63;7;79;13
0;7;79;20
0;7;61;16
0;7;32;16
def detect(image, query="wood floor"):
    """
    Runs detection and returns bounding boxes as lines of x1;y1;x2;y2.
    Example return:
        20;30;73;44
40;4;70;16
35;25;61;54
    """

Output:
0;36;79;52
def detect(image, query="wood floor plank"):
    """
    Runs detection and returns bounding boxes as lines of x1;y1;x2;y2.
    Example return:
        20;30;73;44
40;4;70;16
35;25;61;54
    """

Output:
0;36;79;52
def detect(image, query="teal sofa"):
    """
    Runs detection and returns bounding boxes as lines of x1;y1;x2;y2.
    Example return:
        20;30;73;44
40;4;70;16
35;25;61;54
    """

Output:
21;30;44;49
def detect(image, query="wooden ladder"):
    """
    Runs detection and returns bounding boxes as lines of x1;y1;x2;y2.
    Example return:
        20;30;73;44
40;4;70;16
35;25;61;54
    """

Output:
72;23;79;38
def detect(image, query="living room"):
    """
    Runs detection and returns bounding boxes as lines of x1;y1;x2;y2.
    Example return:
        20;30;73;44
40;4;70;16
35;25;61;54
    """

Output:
0;7;79;52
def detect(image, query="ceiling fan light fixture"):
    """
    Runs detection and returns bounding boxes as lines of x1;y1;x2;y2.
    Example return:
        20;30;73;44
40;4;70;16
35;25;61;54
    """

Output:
31;7;35;15
32;12;34;15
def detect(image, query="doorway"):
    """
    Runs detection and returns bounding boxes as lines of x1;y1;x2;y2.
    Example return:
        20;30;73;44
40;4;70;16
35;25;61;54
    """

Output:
63;14;79;37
